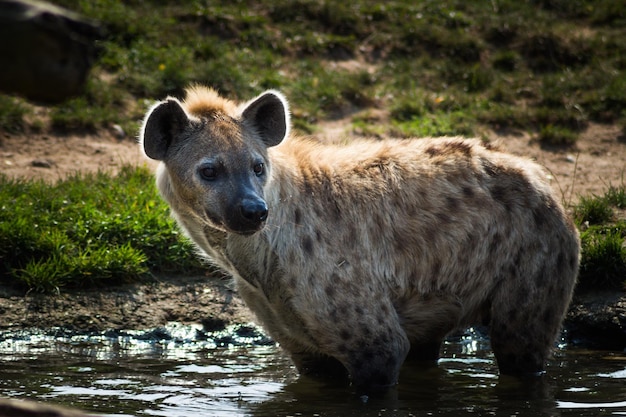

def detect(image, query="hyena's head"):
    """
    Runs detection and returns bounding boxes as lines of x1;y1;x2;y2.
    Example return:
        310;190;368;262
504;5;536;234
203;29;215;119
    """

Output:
140;86;290;235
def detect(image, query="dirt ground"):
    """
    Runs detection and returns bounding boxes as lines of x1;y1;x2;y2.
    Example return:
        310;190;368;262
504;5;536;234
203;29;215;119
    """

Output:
0;274;253;332
1;122;625;197
0;122;625;332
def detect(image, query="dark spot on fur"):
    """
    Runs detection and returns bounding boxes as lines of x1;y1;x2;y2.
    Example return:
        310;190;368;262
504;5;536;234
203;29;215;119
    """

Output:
532;206;550;228
339;329;352;341
380;304;390;315
446;196;459;211
315;229;323;242
355;305;365;316
294;208;302;225
481;159;498;177
325;285;336;297
301;236;314;255
431;259;442;276
288;276;297;290
462;186;475;198
448;141;473;156
393;229;413;252
426;146;441;157
489;185;511;210
376;312;386;325
489;233;502;253
436;211;452;223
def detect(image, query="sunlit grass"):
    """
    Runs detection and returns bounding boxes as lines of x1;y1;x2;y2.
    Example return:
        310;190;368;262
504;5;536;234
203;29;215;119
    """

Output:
0;167;202;292
574;185;626;291
2;0;626;144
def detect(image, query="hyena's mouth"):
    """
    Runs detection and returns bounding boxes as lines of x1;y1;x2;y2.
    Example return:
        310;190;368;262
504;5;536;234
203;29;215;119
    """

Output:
225;215;268;236
204;209;267;236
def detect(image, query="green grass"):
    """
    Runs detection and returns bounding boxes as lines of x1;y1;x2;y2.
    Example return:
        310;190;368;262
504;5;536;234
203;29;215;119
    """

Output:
0;167;202;292
573;185;626;291
578;224;626;291
0;96;28;134
1;0;626;142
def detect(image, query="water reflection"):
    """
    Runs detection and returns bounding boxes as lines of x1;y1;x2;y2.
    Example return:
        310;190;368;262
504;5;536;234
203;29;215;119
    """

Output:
0;325;624;417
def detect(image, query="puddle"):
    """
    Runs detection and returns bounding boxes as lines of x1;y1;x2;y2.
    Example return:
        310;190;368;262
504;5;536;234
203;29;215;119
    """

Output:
0;325;624;416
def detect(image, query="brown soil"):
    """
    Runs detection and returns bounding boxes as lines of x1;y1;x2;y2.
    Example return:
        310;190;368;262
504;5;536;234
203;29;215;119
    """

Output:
0;274;253;332
1;123;625;197
0;123;625;332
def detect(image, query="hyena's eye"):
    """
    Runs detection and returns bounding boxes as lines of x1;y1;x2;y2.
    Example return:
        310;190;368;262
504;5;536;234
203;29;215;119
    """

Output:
199;166;218;181
253;162;265;177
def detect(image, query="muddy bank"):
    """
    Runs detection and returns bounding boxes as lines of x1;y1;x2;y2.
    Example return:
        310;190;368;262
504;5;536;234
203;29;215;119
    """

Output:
0;274;254;333
565;290;626;351
0;275;624;352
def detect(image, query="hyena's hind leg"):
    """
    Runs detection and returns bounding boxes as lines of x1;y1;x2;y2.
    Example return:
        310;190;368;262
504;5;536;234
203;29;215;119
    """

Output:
396;293;463;362
489;263;576;376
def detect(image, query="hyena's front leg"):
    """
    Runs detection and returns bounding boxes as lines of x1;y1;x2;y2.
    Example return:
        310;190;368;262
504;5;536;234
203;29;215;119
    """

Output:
308;302;411;393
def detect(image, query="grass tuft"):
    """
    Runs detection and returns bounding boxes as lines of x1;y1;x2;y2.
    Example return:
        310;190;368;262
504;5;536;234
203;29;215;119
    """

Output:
574;184;626;291
0;96;28;133
578;225;626;291
0;166;202;293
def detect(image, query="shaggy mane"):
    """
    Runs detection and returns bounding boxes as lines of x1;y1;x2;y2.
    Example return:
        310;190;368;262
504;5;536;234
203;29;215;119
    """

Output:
182;85;238;117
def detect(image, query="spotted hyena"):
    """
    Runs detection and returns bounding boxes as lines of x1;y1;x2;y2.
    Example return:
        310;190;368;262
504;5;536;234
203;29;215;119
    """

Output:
140;86;580;393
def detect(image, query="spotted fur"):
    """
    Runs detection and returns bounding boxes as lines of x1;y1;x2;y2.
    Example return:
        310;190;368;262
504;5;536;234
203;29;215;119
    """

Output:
140;86;580;392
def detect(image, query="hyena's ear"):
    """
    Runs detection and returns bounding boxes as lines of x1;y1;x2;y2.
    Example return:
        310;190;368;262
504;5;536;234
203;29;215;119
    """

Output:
241;90;290;147
141;98;190;161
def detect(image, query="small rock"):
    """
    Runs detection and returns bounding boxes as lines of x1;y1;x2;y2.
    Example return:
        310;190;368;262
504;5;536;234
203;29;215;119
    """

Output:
111;124;126;139
31;158;54;168
565;154;576;163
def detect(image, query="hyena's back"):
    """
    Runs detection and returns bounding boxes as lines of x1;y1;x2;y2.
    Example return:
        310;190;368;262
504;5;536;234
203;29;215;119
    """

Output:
243;136;580;386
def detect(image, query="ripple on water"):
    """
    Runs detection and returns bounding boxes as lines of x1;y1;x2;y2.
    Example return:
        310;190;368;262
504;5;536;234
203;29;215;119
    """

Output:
0;325;624;417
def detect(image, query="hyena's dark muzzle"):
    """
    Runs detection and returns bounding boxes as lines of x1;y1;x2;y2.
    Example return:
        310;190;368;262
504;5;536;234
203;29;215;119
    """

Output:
224;192;269;235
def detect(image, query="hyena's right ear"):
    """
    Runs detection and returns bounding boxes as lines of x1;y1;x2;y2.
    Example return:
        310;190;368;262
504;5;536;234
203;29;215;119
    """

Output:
141;98;190;161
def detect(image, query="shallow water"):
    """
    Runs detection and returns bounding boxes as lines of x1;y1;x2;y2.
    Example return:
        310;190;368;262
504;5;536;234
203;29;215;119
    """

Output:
0;324;624;417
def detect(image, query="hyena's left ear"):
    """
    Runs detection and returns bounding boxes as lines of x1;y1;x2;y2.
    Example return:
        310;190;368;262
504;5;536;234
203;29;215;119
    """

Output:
241;90;290;147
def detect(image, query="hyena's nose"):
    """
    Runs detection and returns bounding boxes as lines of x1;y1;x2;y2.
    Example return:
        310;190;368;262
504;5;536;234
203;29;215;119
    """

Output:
240;198;269;223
